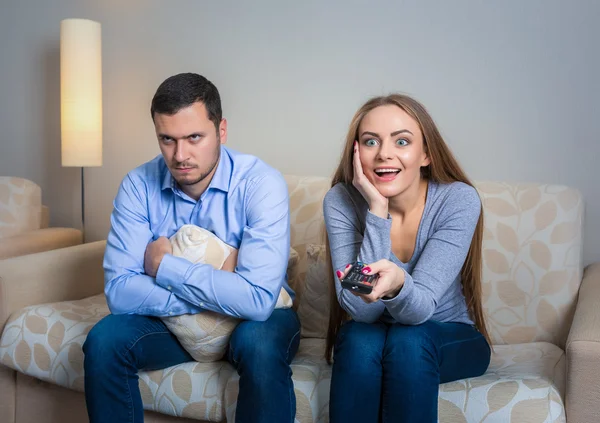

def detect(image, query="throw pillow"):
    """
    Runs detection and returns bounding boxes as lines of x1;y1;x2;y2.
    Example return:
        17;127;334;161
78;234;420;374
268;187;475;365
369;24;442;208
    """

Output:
161;224;295;361
296;243;330;339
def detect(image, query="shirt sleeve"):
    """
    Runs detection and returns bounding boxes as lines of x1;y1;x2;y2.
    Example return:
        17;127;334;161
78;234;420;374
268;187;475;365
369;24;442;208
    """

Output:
323;184;387;323
103;174;202;316
382;185;481;324
154;172;290;322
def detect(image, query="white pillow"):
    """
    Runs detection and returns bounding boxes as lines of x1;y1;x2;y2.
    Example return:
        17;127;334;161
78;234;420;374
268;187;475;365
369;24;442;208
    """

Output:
161;224;294;362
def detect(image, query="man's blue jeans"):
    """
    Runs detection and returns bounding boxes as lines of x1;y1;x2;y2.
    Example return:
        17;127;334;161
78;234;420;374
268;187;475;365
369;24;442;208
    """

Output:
83;308;301;423
329;320;491;423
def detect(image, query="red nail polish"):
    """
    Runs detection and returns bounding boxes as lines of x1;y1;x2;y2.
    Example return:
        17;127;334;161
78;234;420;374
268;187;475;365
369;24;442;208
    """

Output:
336;270;343;278
346;264;352;269
362;267;371;274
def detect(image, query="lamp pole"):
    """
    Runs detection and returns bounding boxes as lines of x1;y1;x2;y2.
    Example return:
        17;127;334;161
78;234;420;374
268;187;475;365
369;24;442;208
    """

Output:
60;18;103;241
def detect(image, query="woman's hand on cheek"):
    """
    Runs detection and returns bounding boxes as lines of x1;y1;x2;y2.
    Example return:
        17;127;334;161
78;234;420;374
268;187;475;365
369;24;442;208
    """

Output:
352;141;388;218
358;259;405;303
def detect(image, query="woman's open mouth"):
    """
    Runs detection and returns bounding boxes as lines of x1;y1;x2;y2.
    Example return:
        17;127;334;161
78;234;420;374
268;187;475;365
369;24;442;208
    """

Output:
373;168;401;182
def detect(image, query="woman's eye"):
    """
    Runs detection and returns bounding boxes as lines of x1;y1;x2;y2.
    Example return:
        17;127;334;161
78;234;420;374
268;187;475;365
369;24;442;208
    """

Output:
365;139;378;147
396;138;409;146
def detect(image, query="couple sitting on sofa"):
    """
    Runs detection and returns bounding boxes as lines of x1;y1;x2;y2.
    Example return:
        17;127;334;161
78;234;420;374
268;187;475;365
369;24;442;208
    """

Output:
84;72;491;423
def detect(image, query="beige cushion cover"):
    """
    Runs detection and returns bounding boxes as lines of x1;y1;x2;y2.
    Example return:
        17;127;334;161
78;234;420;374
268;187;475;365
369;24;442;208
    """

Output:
0;177;42;239
0;297;566;422
296;244;329;338
161;225;294;362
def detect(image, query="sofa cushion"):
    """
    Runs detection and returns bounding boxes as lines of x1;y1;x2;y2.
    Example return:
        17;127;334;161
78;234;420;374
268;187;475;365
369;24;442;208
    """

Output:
226;340;565;423
161;225;294;362
438;342;566;422
0;295;567;422
139;361;235;421
296;244;329;338
0;294;106;390
477;182;583;349
284;175;331;293
0;177;42;239
0;295;234;422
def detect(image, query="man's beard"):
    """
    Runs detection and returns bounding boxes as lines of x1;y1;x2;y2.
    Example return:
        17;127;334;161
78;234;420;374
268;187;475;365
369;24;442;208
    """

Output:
176;144;221;187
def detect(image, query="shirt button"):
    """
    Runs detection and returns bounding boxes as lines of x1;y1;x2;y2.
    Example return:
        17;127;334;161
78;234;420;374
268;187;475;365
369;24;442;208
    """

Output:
168;312;173;315
199;302;205;308
167;286;172;291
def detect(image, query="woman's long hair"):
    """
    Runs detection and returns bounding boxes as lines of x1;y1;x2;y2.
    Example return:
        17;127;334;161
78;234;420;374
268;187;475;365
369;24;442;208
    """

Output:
325;94;490;363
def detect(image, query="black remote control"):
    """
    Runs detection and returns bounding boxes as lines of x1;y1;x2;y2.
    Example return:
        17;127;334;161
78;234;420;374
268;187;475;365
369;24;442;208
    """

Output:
341;262;378;295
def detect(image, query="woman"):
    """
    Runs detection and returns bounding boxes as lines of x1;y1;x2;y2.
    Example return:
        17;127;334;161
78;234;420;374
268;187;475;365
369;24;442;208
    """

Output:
323;94;491;422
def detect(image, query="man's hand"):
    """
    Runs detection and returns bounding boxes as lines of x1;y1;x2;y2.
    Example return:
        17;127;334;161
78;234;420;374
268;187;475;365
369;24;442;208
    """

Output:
144;236;172;277
221;249;238;272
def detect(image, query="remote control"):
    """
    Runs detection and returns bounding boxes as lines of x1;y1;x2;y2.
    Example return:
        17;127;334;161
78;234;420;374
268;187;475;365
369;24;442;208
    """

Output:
340;262;378;295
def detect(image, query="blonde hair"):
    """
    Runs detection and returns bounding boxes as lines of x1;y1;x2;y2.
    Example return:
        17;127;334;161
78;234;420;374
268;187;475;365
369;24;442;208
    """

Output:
325;94;490;363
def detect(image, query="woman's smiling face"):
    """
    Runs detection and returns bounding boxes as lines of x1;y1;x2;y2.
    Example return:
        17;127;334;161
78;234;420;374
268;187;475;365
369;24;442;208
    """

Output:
357;104;430;198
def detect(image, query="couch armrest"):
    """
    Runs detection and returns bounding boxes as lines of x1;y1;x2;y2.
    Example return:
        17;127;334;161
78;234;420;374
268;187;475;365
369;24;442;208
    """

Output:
0;228;83;260
0;241;106;331
566;262;600;423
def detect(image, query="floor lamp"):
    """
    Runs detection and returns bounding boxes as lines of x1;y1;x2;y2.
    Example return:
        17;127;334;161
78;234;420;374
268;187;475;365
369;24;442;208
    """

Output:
60;19;103;241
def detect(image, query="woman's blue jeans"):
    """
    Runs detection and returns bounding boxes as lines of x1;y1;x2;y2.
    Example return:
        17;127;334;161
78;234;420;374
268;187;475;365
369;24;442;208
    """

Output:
83;309;300;423
329;320;491;423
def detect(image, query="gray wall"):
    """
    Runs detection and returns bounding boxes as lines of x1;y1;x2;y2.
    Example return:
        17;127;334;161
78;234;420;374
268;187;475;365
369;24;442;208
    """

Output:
1;0;598;265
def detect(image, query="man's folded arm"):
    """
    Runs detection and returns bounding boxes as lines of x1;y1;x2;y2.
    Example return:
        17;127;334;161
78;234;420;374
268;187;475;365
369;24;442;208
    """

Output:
155;173;291;321
104;174;202;316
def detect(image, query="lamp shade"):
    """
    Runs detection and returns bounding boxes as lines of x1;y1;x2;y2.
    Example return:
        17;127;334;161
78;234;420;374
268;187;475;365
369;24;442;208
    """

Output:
60;18;102;167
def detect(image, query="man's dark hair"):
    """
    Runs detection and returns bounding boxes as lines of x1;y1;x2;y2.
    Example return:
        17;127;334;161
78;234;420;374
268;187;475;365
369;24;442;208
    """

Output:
150;73;222;130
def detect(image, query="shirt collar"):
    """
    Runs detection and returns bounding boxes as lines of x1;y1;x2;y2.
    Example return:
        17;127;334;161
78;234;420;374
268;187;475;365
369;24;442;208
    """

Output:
161;145;232;194
206;145;232;193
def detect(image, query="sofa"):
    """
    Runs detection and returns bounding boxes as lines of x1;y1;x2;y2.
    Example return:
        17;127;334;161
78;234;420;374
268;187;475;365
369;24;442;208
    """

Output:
0;176;599;422
0;177;82;260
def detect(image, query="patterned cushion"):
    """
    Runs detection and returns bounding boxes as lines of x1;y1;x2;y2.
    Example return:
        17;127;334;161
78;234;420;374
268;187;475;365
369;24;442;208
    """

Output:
224;339;565;423
160;225;294;362
438;342;566;422
0;295;105;391
0;296;567;422
0;295;234;422
0;177;42;239
296;244;329;338
477;182;583;347
284;176;330;294
140;361;235;421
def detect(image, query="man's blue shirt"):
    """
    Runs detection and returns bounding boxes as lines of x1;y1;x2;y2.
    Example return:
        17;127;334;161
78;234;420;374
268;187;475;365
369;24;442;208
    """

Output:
103;146;292;321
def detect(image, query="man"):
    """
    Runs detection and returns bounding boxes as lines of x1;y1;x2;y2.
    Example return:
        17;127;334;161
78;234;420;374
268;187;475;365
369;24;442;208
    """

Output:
83;73;300;423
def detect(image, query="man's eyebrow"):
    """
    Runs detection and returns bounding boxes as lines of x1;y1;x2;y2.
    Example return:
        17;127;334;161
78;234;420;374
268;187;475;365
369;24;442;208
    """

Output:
157;132;206;139
184;132;205;138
